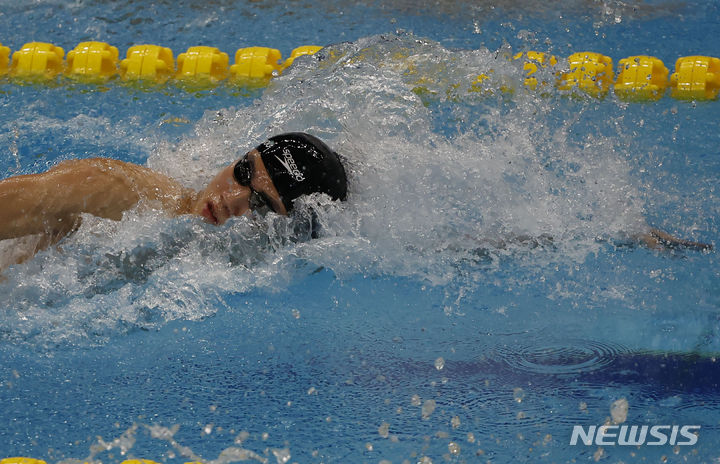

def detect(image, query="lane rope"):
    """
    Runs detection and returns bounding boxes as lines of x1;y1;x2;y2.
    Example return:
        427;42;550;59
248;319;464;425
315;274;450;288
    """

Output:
0;41;719;100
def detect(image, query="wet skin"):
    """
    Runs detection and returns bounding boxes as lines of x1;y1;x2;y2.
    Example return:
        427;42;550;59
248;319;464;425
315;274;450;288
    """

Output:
0;150;288;265
192;149;287;225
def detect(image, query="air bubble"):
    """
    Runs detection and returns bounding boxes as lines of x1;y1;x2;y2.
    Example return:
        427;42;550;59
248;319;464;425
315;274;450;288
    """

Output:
513;387;525;403
272;448;291;464
422;399;436;419
378;422;390;438
611;398;629;424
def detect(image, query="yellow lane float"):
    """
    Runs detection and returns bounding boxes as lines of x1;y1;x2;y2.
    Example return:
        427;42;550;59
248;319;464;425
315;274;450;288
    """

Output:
615;55;669;101
230;46;283;81
10;42;65;78
558;52;613;97
176;46;229;82
66;41;119;81
0;42;10;74
120;44;175;83
670;55;720;100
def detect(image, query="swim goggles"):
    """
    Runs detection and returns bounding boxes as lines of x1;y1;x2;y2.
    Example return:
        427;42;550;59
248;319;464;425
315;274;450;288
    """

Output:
233;155;279;214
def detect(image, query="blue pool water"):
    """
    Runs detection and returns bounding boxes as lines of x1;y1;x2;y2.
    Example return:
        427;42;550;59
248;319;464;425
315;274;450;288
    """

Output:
1;1;719;463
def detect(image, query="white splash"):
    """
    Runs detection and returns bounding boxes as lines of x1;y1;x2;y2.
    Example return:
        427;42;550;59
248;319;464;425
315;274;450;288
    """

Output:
1;33;651;346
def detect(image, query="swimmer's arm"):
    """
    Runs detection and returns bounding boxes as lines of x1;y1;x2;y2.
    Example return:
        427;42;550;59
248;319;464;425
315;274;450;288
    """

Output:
0;158;192;241
463;229;711;252
636;228;713;251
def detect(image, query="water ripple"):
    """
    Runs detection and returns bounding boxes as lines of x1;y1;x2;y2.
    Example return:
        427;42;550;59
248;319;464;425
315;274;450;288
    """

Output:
494;339;629;376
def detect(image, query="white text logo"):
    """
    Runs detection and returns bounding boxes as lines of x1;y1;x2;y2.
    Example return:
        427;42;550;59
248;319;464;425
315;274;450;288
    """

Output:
275;148;305;182
570;425;700;446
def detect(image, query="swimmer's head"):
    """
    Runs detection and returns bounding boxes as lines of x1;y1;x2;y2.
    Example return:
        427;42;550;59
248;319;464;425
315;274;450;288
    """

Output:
194;132;347;225
254;132;348;211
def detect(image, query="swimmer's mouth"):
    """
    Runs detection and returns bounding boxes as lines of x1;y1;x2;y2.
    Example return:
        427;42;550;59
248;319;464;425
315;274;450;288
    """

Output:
202;198;235;225
202;202;219;225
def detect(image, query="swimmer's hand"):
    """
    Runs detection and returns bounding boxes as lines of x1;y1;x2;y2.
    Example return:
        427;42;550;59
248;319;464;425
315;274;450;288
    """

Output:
639;228;713;252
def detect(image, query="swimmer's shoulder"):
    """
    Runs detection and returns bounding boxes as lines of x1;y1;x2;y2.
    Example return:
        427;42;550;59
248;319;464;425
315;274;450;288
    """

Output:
12;157;192;217
48;158;179;188
50;157;148;174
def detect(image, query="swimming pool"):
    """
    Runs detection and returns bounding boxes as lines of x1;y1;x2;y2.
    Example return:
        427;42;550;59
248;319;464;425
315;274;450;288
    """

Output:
0;0;718;462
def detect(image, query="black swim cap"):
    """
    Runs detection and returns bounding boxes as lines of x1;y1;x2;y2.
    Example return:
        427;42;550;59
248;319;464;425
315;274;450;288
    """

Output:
254;132;348;211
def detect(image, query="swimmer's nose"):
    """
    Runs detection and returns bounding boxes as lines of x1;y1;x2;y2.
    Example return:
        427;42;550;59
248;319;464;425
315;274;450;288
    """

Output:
223;184;253;218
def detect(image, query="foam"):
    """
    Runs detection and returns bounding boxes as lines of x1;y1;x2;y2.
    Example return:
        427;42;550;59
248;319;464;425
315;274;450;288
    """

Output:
1;34;654;346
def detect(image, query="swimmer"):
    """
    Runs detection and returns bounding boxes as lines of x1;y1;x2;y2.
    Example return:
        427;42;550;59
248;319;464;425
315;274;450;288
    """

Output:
0;132;348;265
0;131;711;267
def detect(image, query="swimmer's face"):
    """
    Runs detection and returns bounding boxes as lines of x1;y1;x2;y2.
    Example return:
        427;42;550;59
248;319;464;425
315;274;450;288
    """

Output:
194;149;287;225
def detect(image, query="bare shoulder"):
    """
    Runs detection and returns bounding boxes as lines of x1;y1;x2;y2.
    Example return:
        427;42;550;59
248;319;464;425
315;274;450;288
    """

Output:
50;157;152;175
44;157;192;216
48;158;177;188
